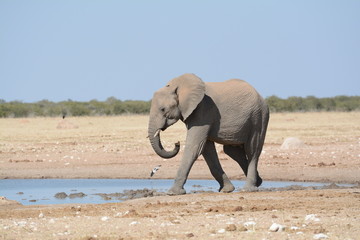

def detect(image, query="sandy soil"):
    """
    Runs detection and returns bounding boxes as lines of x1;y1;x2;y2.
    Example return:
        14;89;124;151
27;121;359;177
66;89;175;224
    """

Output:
0;112;359;239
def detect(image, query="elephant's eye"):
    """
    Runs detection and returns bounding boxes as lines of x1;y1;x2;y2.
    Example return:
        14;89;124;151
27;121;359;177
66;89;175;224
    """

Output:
160;107;165;113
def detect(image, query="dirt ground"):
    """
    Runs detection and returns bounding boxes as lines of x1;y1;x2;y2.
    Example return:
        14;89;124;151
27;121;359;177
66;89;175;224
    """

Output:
0;112;359;239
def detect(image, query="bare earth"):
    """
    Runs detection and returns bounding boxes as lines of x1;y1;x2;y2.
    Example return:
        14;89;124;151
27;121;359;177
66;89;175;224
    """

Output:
0;112;359;239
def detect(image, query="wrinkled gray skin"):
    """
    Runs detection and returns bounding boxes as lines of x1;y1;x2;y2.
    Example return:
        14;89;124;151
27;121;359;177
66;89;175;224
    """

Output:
148;74;269;195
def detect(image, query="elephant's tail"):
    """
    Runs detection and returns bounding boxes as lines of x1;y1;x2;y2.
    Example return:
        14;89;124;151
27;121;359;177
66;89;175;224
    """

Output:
260;104;270;145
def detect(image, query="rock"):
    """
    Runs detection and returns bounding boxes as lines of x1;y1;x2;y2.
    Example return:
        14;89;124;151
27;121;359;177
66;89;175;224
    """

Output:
325;183;340;189
314;225;326;234
129;221;140;226
233;206;243;211
280;137;307;150
101;216;110;222
54;192;68;199
313;233;329;239
244;221;256;227
269;223;285;232
305;214;320;222
226;224;237;231
186;233;194;238
217;229;226;234
68;192;86;199
244;221;256;231
238;225;248;231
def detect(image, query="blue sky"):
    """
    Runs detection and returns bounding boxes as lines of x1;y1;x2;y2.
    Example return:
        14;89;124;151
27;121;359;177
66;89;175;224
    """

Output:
1;1;359;102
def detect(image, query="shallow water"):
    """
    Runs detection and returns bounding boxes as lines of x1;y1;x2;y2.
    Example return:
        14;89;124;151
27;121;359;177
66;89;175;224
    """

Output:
0;179;353;205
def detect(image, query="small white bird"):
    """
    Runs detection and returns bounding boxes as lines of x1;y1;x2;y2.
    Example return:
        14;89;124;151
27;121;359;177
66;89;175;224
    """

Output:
150;165;161;177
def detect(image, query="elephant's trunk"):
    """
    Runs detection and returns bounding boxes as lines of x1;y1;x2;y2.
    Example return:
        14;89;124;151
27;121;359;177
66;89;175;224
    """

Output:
148;128;180;159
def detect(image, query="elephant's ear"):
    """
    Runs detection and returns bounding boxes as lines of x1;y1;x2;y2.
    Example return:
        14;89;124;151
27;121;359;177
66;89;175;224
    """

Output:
168;73;205;121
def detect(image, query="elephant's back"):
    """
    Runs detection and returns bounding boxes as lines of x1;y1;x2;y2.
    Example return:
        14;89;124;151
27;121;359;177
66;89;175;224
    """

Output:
205;79;263;105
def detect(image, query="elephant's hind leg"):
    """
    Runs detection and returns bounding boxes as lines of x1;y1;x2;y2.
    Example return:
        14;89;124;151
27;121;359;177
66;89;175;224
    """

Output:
223;145;249;177
202;141;235;193
223;144;262;191
243;133;264;191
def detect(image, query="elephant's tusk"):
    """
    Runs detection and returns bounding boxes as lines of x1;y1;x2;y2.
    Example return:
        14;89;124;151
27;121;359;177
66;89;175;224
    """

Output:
154;129;161;138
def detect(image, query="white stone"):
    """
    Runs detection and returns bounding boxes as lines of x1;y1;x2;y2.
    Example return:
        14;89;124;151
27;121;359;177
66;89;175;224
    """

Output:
15;221;27;227
244;221;256;231
129;221;140;226
217;229;226;234
101;216;109;222
280;137;307;150
244;221;256;227
305;214;320;222
160;222;174;227
313;233;329;239
269;223;285;232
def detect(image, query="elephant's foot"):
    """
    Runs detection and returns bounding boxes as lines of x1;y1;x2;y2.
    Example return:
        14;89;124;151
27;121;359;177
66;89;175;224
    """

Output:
220;183;235;193
242;184;259;192
167;187;186;195
243;176;262;192
256;176;263;187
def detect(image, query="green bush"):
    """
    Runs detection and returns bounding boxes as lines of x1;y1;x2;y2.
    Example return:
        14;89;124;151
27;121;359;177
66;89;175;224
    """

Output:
0;95;358;118
265;95;360;112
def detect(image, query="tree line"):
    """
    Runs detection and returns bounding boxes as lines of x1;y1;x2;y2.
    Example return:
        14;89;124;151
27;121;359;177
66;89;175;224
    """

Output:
0;95;359;118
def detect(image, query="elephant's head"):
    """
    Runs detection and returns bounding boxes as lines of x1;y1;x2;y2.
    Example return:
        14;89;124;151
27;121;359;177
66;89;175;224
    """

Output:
148;73;206;158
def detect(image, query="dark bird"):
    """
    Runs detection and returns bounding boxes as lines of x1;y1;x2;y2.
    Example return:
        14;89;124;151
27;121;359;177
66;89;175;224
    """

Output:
150;165;161;177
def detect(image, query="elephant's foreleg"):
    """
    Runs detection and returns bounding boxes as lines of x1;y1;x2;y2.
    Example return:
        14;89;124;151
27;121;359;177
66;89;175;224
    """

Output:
168;128;209;195
203;141;235;193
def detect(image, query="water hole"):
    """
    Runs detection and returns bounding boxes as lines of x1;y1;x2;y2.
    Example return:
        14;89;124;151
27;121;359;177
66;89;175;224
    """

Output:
0;179;354;205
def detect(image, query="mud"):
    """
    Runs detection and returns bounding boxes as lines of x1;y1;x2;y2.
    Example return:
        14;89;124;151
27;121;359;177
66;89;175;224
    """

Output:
94;189;163;201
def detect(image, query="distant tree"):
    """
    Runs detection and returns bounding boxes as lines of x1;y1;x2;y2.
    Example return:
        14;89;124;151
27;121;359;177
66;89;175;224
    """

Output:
266;95;285;112
0;103;10;117
334;95;360;111
8;101;30;117
112;101;125;115
304;96;322;111
0;95;358;118
286;97;304;112
122;100;151;114
62;101;91;116
89;100;111;115
319;98;336;111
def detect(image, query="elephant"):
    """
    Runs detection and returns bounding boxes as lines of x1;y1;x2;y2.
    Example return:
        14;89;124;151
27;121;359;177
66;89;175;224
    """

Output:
148;73;269;195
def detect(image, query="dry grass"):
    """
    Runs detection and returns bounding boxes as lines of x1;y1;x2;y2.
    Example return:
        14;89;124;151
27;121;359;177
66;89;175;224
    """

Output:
0;115;186;154
266;112;360;144
0;112;359;150
0;112;359;181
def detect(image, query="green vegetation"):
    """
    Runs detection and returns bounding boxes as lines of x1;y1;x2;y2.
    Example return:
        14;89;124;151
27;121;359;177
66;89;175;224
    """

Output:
0;97;151;118
266;95;360;112
0;96;359;118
